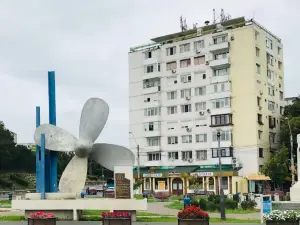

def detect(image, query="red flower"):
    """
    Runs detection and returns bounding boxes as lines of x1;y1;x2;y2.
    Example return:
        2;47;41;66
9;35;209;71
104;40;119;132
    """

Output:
101;211;131;218
177;206;209;220
29;211;55;219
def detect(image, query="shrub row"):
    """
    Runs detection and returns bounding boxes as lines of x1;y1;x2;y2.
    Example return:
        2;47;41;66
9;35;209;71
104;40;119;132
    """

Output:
9;174;28;187
191;195;238;211
241;200;257;210
0;178;13;188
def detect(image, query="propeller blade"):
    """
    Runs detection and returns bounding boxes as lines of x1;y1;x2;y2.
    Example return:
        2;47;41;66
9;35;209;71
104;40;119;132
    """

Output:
91;143;135;171
34;124;78;152
79;98;109;143
59;155;88;194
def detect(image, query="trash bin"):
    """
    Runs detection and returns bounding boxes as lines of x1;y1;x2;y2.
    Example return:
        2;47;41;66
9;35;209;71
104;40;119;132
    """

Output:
183;196;191;209
8;193;12;200
142;192;148;199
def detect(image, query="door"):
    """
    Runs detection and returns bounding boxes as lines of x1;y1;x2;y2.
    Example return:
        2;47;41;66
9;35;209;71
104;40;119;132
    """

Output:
172;178;183;195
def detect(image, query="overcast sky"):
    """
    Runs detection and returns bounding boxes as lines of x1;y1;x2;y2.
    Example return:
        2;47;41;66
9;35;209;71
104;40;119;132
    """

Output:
0;0;299;146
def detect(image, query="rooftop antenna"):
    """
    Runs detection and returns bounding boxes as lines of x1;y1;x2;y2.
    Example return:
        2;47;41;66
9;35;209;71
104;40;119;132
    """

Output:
213;8;216;24
180;15;188;32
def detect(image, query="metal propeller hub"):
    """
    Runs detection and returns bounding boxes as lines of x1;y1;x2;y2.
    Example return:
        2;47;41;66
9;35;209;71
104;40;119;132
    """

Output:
75;140;93;158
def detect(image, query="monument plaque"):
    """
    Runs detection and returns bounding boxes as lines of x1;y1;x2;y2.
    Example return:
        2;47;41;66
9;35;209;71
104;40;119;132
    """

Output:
115;173;131;199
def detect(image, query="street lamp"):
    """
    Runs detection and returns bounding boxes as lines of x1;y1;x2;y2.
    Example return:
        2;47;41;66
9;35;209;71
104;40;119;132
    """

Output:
217;131;226;220
286;118;295;185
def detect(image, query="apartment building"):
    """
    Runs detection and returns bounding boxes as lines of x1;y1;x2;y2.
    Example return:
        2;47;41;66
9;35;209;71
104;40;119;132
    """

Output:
129;17;285;195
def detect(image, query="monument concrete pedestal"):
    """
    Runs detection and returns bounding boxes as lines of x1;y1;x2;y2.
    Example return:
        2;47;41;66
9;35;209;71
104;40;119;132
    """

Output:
290;182;300;201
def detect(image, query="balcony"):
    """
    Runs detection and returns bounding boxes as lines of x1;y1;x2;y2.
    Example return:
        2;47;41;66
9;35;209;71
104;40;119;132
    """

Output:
209;57;230;69
209;42;229;52
144;130;161;138
143;85;160;95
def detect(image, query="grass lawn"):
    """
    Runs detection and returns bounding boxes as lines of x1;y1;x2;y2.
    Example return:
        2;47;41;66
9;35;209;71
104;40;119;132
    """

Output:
0;200;11;208
166;201;257;214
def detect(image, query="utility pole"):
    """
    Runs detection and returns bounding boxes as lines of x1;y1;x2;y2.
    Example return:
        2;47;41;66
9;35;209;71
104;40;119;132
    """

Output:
287;120;295;185
137;144;140;179
217;131;226;220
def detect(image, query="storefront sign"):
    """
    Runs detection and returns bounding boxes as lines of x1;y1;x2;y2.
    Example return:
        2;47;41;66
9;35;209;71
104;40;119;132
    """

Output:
143;173;163;178
168;172;180;177
191;172;214;177
115;173;131;199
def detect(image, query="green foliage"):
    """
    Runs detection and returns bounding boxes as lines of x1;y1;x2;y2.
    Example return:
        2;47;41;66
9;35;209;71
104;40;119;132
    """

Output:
0;178;12;188
206;201;217;211
133;179;143;190
225;199;238;209
190;198;199;206
240;200;257;210
199;198;208;210
262;146;290;188
9;174;28;187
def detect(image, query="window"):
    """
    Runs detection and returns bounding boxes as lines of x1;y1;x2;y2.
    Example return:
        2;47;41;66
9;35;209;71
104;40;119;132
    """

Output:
148;152;161;161
212;98;230;109
221;177;228;189
214;52;229;60
213;35;228;44
180;89;191;98
155;178;168;190
256;47;260;57
258;130;263;140
195;86;206;96
144;107;160;116
255;31;259;40
280;91;284;100
195;102;206;111
167;91;177;100
145;65;153;73
167;106;177;115
168;152;178;160
144;63;160;73
196;150;207;160
181;74;192;83
168;136;178;144
194;56;205;65
280;106;284;115
144;122;160;132
166;46;176;56
257;97;261;107
269;132;276;143
182;151;192;160
181;104;192;113
166;61;177;71
212;147;233;158
212;130;232;142
257;114;263;125
180;59;191;68
213;68;229;76
143;78;160;88
182;135;192;143
194;40;205;50
269;116;276;129
211;114;232;126
179;43;190;53
278;47;281;55
267;53;274;66
266;38;273;49
213;82;229;93
267;70;274;80
147;137;160;146
256;64;261;74
268;85;275;96
208;177;214;190
278;61;282;70
195;134;207;143
268;101;275;112
145;51;152;59
144;178;151;190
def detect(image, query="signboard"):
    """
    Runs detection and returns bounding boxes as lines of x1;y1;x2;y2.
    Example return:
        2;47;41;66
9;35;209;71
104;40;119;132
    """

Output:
158;181;165;190
115;173;131;199
260;195;272;224
191;172;214;177
143;173;162;178
168;172;180;177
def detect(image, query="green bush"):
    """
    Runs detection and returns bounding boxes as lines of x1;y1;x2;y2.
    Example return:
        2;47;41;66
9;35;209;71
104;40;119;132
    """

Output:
0;178;13;188
225;199;238;209
190;198;199;206
241;200;257;210
87;175;98;181
199;198;208;210
9;174;28;187
206;201;217;211
207;195;216;203
232;193;240;202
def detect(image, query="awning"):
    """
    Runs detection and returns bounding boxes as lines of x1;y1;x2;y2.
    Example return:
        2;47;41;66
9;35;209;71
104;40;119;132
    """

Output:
247;174;271;181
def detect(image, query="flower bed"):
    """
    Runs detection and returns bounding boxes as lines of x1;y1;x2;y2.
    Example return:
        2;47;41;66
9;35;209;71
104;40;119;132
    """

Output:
178;206;209;225
263;210;300;225
102;212;132;225
28;211;56;225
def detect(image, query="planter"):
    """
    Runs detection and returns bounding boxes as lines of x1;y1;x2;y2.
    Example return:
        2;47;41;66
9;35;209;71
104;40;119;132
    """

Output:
178;219;209;225
266;221;299;225
28;218;56;225
102;218;132;225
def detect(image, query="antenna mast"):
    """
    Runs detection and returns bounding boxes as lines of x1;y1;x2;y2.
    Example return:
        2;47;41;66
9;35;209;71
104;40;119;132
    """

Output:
180;15;188;32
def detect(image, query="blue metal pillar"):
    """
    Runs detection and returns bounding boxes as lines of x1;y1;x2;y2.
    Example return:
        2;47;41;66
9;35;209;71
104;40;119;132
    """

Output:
35;107;41;193
48;71;58;192
40;134;46;200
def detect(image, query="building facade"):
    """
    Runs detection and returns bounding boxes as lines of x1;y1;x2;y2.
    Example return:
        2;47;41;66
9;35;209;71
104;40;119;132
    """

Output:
129;17;285;194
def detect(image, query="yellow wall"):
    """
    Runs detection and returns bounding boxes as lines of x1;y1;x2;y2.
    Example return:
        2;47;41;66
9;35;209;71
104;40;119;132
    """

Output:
232;176;248;194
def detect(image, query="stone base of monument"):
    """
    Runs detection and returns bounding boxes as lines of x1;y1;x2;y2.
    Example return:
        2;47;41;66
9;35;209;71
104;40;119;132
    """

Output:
25;193;77;200
12;198;147;221
290;182;300;201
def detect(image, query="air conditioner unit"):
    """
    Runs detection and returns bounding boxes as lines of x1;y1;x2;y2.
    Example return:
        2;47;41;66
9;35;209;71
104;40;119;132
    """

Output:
232;157;237;164
230;35;235;41
172;69;176;73
205;61;209;65
188;159;193;163
207;109;211;113
260;91;263;95
196;49;201;54
186;96;191;100
259;106;262;110
186;127;192;132
199;111;205;116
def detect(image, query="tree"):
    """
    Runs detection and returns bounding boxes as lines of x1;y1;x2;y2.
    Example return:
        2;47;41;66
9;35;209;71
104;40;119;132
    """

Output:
262;146;290;189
